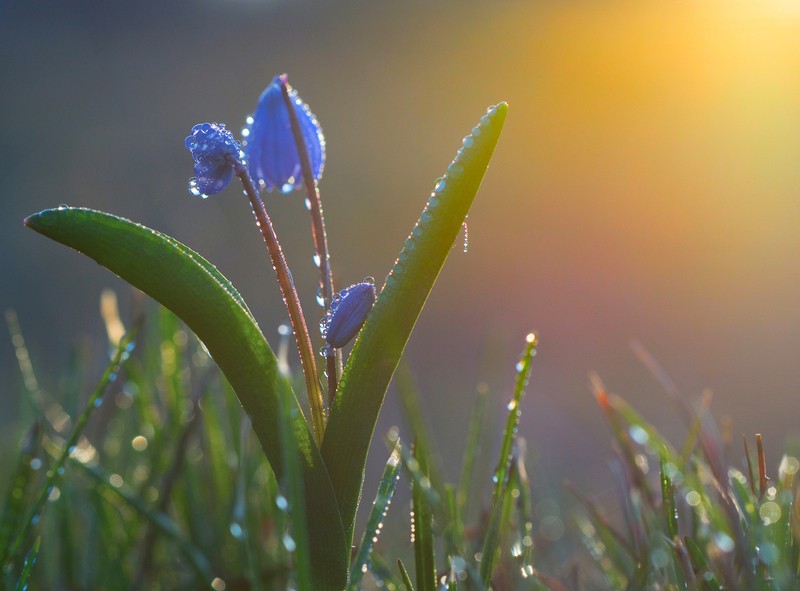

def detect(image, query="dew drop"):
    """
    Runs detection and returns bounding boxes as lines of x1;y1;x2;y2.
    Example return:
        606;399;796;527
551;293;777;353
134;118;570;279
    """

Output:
282;534;296;552
434;178;446;192
462;136;475;149
304;198;312;210
313;254;321;268
275;495;289;511
462;220;469;253
363;276;375;286
447;161;464;178
229;522;244;539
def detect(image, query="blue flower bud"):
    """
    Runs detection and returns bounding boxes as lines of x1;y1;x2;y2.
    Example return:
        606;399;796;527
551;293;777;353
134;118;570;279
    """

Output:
185;123;241;197
322;279;376;348
243;75;325;194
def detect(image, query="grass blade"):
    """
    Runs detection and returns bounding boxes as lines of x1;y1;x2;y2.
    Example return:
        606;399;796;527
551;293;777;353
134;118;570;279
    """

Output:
74;460;214;585
5;325;136;564
457;384;489;528
661;454;678;539
349;439;402;590
412;442;436;591
14;537;40;591
322;103;508;543
0;423;41;564
480;334;538;586
277;386;312;591
24;207;347;589
398;559;416;591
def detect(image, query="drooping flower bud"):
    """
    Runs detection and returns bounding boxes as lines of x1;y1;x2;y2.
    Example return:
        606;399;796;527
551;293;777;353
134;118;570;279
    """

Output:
184;123;241;197
243;75;325;193
321;279;376;349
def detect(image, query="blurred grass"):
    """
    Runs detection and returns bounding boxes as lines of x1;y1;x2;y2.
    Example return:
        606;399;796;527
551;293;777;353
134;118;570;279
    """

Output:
3;297;800;589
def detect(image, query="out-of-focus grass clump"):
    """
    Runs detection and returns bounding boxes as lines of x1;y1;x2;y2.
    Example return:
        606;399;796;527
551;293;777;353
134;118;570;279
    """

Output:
2;297;798;590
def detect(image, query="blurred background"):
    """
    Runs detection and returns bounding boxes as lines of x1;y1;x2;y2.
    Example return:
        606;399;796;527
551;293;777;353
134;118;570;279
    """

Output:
2;0;800;501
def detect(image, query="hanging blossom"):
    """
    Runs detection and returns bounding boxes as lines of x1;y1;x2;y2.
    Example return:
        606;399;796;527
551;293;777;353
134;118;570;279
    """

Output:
185;123;241;197
321;279;377;349
243;75;326;193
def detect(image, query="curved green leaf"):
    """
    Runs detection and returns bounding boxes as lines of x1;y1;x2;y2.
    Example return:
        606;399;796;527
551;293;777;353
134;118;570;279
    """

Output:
24;208;347;590
323;103;508;542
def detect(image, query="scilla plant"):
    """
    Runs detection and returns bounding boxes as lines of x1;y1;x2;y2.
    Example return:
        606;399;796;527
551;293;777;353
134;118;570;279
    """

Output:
20;74;509;589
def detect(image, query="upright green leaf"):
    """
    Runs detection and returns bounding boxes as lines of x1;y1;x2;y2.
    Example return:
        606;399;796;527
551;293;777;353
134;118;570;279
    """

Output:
323;103;508;542
24;208;347;590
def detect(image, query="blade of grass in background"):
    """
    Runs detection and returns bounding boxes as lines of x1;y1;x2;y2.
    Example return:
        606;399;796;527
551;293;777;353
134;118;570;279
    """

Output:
277;387;312;591
457;384;488;534
24;207;347;590
0;423;41;563
480;333;537;586
398;559;415;591
3;325;137;566
349;439;402;590
411;442;436;591
661;454;678;539
322;103;508;544
74;459;214;585
14;537;40;591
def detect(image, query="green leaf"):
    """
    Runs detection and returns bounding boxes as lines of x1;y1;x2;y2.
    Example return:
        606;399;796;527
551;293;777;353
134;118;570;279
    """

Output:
24;207;347;590
323;103;508;543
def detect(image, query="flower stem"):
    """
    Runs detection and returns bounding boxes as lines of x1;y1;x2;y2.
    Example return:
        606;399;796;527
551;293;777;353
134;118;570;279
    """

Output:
279;74;341;401
231;157;326;446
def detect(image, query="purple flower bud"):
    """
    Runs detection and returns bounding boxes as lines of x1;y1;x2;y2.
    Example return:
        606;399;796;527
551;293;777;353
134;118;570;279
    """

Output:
322;280;376;348
243;75;325;193
184;123;241;197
